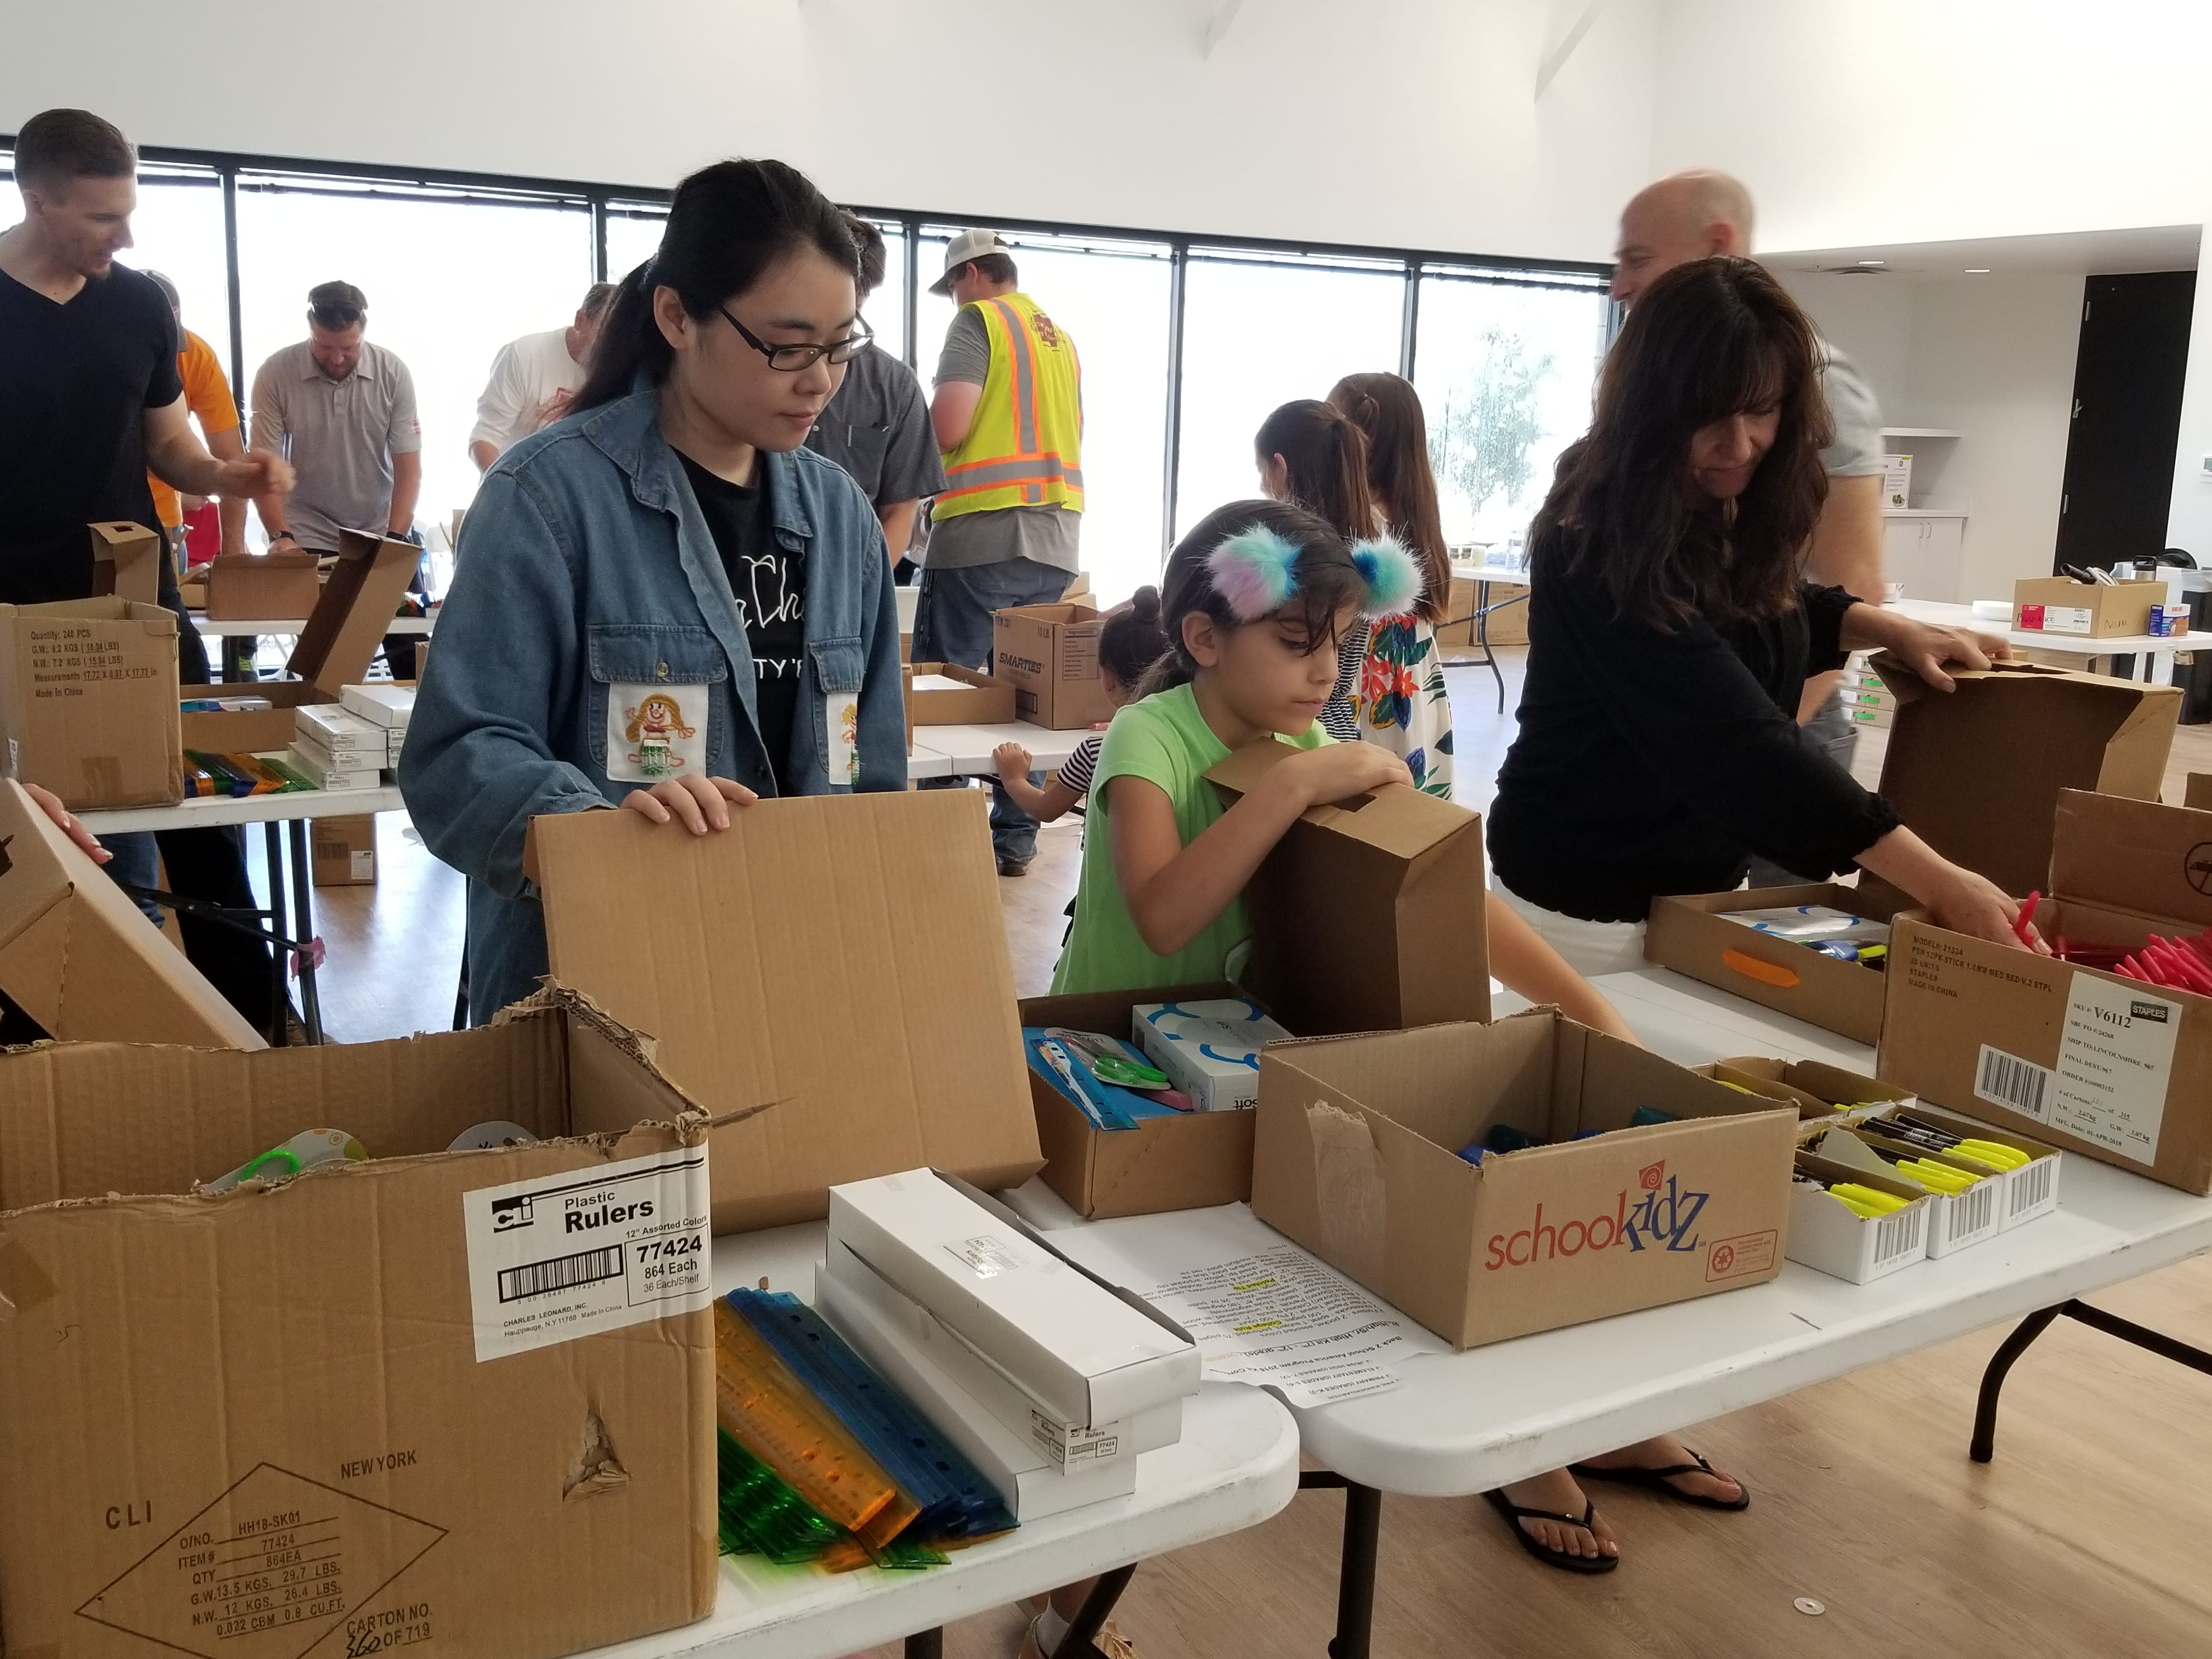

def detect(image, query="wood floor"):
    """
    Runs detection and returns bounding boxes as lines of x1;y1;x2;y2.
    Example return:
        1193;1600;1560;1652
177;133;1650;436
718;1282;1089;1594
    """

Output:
295;651;2212;1659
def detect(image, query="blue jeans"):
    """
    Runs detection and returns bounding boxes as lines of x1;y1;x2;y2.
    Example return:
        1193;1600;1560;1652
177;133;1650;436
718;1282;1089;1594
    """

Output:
914;557;1070;864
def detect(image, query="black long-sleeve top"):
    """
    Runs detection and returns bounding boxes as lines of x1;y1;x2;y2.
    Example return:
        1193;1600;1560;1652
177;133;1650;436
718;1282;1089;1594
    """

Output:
1487;556;1903;923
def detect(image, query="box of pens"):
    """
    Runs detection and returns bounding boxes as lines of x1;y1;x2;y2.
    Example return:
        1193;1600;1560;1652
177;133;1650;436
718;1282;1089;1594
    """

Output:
1787;1146;1933;1283
1018;983;1283;1219
1860;1104;2062;1231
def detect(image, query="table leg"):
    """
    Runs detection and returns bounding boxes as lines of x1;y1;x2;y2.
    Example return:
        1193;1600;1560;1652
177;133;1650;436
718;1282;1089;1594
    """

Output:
287;817;323;1045
1475;579;1504;716
1971;1300;2212;1463
902;1630;944;1659
1297;1471;1380;1659
1051;1563;1138;1659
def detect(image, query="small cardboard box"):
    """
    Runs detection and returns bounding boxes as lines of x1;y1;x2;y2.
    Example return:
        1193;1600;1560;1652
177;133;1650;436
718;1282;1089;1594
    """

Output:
297;701;386;756
1252;1010;1797;1348
0;778;267;1048
1132;997;1295;1113
1864;1101;2063;1228
1645;882;1895;1045
2013;576;2162;639
1881;453;1913;510
1801;1124;2002;1256
202;548;324;620
0;595;183;809
178;531;422;754
1206;738;1491;1036
1019;983;1263;1220
313;812;379;885
1881;789;2212;1192
531;788;1043;1232
909;661;1017;725
827;1169;1200;1428
89;521;165;604
291;734;383;792
0;988;719;1659
994;603;1111;729
1786;1151;1931;1283
1712;1055;1914;1119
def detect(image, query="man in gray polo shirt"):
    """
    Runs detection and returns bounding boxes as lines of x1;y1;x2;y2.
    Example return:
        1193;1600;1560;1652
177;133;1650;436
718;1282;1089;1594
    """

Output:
250;279;424;669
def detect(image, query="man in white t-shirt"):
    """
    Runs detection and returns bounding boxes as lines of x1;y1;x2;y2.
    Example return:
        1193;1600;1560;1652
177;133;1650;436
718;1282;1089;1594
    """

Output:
467;281;617;470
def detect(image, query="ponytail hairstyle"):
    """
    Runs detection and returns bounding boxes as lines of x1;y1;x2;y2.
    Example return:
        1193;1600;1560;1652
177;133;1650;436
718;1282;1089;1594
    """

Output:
1328;373;1450;623
1097;586;1167;686
1139;500;1422;698
575;159;859;413
1254;400;1379;542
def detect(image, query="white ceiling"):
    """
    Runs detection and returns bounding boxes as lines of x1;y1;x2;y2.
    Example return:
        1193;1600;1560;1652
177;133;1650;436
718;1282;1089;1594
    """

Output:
1764;224;2200;281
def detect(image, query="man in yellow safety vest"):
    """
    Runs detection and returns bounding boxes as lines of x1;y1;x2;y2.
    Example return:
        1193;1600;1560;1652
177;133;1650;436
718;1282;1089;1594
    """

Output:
918;228;1085;874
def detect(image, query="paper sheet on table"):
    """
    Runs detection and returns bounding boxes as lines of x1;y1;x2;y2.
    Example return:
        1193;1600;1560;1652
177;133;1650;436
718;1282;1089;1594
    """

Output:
1048;1203;1447;1408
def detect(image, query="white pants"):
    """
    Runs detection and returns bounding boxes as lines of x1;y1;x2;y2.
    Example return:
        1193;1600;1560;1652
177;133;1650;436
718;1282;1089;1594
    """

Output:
1494;881;1650;979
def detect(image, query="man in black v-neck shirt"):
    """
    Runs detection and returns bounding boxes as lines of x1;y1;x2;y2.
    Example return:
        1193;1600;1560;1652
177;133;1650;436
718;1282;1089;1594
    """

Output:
677;452;806;794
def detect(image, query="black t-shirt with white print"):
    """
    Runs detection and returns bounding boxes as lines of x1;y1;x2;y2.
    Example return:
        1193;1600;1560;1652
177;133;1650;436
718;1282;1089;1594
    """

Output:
678;453;805;794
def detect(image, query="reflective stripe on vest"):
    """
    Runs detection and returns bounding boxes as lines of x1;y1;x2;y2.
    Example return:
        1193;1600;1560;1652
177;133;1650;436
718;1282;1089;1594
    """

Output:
935;293;1084;518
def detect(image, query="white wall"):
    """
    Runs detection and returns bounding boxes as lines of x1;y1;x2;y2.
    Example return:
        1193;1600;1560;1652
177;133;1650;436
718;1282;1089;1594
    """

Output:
0;0;1660;263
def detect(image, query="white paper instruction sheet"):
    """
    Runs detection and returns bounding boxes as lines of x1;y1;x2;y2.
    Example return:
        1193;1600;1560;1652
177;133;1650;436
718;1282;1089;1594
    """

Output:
1048;1204;1446;1407
2054;973;2182;1161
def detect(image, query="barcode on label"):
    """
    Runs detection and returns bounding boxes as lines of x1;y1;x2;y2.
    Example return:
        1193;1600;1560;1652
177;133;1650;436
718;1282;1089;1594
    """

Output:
500;1244;624;1304
1976;1045;2053;1121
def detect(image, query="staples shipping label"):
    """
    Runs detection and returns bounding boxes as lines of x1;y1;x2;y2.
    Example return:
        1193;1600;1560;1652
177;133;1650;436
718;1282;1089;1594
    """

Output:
462;1144;712;1361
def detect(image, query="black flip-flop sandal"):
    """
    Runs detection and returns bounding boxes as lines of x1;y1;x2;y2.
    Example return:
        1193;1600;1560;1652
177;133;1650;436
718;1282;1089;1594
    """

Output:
1481;1488;1619;1574
1568;1449;1751;1511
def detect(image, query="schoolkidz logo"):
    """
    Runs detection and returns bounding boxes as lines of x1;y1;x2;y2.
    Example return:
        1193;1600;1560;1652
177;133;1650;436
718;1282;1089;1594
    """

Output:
1484;1171;1710;1271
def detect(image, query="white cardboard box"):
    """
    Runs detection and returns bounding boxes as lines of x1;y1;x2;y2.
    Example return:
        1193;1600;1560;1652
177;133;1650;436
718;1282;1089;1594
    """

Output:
1785;1154;1932;1283
814;1263;1138;1521
827;1170;1200;1429
1866;1104;2063;1231
1133;998;1295;1113
1804;1126;2001;1257
289;735;382;791
296;700;387;755
340;682;414;729
1882;453;1913;510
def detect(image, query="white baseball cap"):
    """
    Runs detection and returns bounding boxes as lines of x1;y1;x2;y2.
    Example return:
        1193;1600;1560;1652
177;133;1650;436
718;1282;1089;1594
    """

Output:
929;228;1014;296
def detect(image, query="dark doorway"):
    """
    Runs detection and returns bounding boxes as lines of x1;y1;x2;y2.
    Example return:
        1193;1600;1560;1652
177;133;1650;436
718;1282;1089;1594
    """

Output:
2054;270;2196;573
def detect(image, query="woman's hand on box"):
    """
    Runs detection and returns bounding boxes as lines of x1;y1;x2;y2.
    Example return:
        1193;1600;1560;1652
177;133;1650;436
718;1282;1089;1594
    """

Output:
1844;604;2009;692
25;783;110;864
620;775;759;835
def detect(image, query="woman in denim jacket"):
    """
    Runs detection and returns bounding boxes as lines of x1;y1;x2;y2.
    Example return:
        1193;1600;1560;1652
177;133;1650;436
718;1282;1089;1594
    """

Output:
402;160;906;1022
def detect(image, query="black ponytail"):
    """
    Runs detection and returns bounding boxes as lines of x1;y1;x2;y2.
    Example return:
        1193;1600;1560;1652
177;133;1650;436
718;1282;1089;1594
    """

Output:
574;158;858;413
1098;586;1166;685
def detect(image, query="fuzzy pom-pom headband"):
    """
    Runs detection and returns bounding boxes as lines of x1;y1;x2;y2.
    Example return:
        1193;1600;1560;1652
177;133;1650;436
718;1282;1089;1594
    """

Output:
1205;526;1425;623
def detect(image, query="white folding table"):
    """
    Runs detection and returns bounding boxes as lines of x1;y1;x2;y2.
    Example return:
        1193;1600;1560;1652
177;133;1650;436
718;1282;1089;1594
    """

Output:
908;723;1090;778
1007;966;2212;1657
594;1222;1299;1659
1895;596;2212;685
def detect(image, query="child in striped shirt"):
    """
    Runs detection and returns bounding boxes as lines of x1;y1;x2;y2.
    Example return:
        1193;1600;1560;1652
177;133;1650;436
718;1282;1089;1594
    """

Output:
990;586;1165;822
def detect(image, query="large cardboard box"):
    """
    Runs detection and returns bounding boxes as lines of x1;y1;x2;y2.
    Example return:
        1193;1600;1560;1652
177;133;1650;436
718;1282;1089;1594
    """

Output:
0;778;267;1048
1020;983;1262;1219
909;661;1017;725
994;604;1111;729
89;521;165;605
0;988;719;1659
530;789;1043;1233
312;812;379;886
1251;1010;1797;1348
0;595;183;809
1206;738;1491;1036
178;531;422;755
2013;576;2162;640
1864;656;2178;904
1645;882;1896;1045
203;548;324;620
1881;789;2212;1193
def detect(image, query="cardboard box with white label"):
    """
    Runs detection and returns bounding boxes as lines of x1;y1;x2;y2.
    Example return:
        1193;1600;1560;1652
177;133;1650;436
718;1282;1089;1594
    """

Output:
1881;790;2212;1193
0;987;719;1659
2012;575;2162;640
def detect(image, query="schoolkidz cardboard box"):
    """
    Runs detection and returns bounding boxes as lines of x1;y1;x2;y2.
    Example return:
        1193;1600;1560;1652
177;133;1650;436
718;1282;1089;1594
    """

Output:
202;547;324;620
1251;1009;1797;1348
177;529;421;754
2012;575;2162;640
529;788;1043;1233
0;778;267;1048
0;594;183;809
994;603;1111;729
0;987;719;1659
1881;789;2212;1193
1207;737;1491;1037
89;521;165;604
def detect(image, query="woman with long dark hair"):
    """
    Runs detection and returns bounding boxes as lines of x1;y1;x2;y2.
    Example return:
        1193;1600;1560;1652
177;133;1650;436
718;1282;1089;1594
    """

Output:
1488;256;2035;970
402;159;906;1022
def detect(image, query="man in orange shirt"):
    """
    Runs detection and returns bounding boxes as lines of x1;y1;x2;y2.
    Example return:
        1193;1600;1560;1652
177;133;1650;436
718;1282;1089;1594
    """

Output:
144;270;246;561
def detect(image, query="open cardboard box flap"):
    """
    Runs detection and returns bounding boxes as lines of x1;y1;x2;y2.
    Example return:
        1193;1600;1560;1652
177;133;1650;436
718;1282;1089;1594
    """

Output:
529;788;1043;1232
0;779;264;1048
88;521;163;605
1864;652;2178;905
2046;788;2212;930
1205;737;1491;1034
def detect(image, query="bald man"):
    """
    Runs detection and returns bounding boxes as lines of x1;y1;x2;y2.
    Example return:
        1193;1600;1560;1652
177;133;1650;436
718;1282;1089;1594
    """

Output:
1612;170;1887;882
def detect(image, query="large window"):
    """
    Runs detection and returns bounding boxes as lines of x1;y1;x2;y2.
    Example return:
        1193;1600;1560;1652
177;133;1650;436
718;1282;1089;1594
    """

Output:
604;204;666;284
917;228;1172;603
1411;267;1612;551
235;172;594;552
127;161;234;390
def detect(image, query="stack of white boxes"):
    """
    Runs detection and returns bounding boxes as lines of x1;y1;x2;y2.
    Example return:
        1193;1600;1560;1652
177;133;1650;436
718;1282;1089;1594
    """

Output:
340;683;414;771
817;1171;1200;1521
1841;654;1895;730
291;703;387;791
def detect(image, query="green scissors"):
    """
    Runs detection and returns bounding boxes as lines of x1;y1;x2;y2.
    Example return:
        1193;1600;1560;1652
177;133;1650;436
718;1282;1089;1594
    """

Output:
1045;1028;1171;1090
